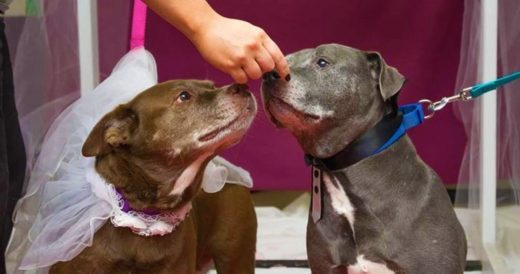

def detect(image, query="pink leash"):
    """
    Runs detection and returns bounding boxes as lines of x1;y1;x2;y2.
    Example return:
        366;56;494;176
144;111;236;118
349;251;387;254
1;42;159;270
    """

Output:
130;0;147;49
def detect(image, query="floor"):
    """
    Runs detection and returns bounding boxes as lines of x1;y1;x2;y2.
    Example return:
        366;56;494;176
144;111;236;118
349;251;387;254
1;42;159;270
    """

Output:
212;269;481;274
14;191;520;274
221;191;519;274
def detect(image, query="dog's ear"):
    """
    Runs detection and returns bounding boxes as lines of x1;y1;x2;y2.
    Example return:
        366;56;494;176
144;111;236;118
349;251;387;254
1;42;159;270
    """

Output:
82;106;138;157
366;51;405;101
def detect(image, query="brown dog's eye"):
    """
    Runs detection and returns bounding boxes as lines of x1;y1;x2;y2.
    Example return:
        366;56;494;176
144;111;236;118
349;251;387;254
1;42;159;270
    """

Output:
317;58;329;68
176;91;192;103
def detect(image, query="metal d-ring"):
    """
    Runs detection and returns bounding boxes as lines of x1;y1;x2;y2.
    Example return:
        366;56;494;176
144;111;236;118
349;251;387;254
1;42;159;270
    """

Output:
418;99;435;119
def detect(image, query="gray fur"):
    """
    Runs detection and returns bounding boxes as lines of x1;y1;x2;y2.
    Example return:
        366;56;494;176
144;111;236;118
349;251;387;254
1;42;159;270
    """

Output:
261;44;467;274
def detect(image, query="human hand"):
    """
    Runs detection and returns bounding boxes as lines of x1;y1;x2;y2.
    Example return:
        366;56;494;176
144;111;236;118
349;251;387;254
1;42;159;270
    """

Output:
191;16;289;84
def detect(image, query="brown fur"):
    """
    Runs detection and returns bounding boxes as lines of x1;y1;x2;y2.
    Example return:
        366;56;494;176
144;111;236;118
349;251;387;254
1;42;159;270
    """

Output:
50;80;257;274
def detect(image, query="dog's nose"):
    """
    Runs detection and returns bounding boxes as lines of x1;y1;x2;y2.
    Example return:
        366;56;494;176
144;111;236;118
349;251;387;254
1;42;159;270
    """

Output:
262;70;281;82
228;84;249;95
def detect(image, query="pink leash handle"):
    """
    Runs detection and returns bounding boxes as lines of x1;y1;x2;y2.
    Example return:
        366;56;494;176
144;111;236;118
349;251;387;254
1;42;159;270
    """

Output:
130;0;147;49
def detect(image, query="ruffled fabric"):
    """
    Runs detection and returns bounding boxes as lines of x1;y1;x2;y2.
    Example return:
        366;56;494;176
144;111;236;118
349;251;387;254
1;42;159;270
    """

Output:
6;48;253;273
86;161;192;237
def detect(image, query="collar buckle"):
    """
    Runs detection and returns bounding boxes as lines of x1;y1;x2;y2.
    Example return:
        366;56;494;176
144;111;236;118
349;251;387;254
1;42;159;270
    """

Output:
304;154;326;169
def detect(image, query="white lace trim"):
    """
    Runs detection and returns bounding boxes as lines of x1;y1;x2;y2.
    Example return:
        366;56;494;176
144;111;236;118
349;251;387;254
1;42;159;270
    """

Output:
86;164;191;237
110;188;191;237
85;155;253;237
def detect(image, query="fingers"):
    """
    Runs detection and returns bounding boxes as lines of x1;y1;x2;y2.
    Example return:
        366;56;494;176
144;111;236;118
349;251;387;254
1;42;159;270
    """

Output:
232;42;287;83
224;28;288;83
242;60;263;81
262;36;289;79
255;47;275;73
230;68;248;84
233;48;273;82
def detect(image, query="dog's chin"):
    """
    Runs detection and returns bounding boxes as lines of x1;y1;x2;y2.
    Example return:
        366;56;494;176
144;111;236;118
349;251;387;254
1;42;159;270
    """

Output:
264;105;284;128
265;97;321;129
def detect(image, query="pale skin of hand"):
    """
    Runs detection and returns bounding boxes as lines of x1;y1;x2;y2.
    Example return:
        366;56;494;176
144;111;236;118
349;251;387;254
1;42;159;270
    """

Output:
143;0;290;84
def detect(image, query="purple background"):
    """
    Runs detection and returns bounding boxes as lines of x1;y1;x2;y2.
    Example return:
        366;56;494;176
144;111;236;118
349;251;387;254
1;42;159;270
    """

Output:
99;0;466;189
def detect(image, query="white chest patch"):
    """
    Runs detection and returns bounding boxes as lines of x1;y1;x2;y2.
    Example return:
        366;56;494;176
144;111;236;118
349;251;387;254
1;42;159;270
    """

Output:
169;153;211;196
323;173;356;231
347;255;395;274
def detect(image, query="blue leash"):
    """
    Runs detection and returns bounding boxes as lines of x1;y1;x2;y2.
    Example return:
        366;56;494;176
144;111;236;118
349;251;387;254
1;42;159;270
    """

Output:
384;70;520;150
471;70;520;98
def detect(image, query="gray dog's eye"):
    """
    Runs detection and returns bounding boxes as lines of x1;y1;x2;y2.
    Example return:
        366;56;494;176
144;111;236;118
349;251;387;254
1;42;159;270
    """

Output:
177;91;192;103
317;58;329;68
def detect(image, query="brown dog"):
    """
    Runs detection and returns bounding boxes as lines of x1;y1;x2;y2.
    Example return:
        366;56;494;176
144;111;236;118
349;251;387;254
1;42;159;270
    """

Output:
49;80;257;274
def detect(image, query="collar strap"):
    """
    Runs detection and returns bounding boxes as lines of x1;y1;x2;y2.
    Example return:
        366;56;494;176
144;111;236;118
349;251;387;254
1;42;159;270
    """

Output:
116;188;162;215
305;103;424;171
112;188;192;237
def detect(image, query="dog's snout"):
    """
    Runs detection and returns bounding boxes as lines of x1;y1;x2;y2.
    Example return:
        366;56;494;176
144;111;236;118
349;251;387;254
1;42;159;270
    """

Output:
227;84;249;95
262;71;281;82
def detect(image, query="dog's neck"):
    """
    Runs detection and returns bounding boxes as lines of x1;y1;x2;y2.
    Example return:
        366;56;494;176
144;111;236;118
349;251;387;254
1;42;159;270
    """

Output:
331;136;424;197
94;152;212;212
305;118;379;159
306;102;387;159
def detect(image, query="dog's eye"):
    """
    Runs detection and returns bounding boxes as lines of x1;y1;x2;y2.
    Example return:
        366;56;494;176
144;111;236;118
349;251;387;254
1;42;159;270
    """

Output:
317;58;329;68
177;91;192;103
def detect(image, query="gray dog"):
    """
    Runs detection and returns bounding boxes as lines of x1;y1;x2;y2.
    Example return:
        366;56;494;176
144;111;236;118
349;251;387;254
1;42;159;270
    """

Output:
261;44;466;274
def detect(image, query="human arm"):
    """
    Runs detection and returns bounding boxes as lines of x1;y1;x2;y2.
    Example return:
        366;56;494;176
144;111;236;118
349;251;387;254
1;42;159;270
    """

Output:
143;0;290;83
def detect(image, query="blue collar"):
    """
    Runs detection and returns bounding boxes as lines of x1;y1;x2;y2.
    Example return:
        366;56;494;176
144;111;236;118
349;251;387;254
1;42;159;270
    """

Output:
304;103;424;171
374;103;424;153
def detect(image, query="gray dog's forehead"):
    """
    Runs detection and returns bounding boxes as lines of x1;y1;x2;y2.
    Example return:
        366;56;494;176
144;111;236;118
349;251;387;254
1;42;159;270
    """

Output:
287;43;364;63
316;43;362;55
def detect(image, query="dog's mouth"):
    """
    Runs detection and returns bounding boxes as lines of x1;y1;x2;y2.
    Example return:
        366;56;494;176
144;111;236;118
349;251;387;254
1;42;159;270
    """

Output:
267;96;321;124
198;116;242;142
197;99;256;144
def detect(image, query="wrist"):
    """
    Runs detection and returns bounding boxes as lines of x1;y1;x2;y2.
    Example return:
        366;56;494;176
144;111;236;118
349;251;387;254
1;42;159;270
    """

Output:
182;8;222;43
144;0;222;43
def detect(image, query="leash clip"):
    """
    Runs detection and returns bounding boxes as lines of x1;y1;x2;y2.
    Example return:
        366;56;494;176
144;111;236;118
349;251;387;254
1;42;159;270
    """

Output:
419;87;472;119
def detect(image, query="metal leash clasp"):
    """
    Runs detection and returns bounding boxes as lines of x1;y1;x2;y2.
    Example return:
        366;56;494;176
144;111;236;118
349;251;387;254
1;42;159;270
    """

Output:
419;87;473;119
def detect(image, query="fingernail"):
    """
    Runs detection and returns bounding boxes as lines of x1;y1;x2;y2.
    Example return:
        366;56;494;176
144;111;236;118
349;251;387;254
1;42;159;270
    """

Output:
285;74;291;81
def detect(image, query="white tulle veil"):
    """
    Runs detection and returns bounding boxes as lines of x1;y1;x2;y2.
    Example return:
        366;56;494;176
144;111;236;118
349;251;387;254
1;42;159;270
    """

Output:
4;2;252;273
454;0;520;271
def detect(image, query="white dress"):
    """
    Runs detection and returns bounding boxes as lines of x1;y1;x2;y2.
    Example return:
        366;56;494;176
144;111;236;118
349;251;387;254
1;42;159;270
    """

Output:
5;48;253;273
